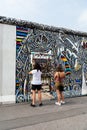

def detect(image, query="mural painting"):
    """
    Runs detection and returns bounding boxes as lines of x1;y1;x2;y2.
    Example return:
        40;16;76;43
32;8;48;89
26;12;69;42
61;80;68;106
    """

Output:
16;26;87;103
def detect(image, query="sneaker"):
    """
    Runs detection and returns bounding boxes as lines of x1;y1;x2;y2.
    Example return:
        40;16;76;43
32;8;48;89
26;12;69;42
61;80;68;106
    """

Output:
30;103;36;107
55;102;61;106
61;101;65;104
39;103;43;106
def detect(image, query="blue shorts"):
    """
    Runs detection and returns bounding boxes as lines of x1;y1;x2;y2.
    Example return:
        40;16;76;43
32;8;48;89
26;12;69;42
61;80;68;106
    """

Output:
32;84;42;91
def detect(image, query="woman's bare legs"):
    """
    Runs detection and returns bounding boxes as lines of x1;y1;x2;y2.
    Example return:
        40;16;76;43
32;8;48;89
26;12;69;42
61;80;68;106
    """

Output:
61;92;65;102
32;90;36;105
38;90;42;104
56;89;61;103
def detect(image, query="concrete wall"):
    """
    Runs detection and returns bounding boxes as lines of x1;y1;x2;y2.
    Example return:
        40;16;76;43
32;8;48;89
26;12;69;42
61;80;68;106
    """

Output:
0;24;2;103
0;24;16;104
0;17;87;104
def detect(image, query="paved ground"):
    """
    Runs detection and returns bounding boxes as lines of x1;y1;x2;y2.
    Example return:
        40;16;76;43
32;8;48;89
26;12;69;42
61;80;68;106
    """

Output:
0;95;87;130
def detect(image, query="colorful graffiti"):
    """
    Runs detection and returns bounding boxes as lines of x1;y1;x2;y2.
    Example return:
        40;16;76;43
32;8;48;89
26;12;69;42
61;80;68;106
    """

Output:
16;26;87;102
60;52;71;75
16;26;29;50
16;26;32;102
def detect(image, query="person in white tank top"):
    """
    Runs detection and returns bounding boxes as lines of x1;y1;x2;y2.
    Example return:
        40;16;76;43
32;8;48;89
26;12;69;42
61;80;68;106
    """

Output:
29;62;43;107
31;69;42;85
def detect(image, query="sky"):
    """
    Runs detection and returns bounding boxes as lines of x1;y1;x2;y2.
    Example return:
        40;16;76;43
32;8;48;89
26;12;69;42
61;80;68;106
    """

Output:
0;0;87;32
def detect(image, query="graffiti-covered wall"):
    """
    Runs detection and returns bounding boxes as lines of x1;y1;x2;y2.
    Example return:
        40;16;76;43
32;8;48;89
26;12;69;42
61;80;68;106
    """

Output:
0;16;87;103
16;25;87;102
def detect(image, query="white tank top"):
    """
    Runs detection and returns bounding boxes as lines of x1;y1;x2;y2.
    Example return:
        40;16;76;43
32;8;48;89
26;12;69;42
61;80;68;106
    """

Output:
31;69;42;85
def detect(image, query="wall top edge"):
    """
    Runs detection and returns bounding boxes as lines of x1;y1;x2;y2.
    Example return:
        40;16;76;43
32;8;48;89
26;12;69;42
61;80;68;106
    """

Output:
0;16;87;37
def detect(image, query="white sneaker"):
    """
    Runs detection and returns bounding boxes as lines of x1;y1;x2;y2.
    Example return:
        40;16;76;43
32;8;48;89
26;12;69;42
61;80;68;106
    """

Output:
55;102;61;106
61;101;65;104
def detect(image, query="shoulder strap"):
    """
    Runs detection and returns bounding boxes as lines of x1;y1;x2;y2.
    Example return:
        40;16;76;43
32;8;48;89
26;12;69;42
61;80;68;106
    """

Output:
58;72;60;78
58;72;61;82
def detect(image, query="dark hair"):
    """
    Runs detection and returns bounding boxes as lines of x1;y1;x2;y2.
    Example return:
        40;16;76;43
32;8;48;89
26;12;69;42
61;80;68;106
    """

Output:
34;62;41;71
56;64;63;72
